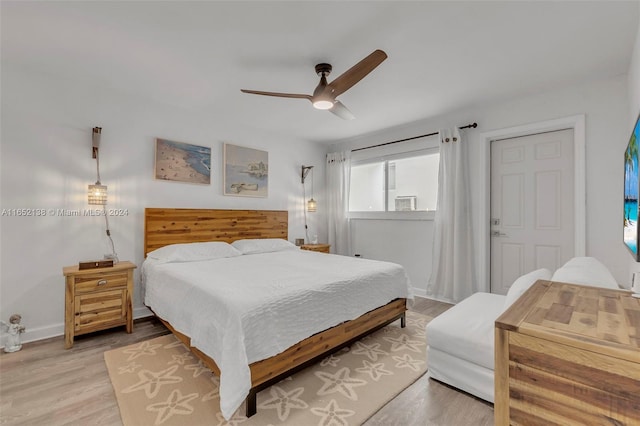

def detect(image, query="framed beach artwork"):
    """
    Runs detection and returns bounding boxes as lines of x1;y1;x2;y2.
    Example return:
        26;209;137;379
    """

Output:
155;138;211;185
223;143;268;197
624;113;640;261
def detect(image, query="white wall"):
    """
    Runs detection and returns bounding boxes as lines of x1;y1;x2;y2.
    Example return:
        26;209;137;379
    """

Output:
332;74;630;296
0;65;327;344
351;219;433;294
627;14;640;285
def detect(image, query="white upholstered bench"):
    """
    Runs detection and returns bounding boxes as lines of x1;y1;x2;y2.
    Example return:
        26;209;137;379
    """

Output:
425;257;621;402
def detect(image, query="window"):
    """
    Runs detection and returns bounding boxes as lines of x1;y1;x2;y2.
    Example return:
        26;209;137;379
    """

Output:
349;162;385;211
349;149;439;216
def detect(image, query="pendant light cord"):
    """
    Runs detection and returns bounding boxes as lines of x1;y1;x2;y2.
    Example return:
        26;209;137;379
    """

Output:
102;204;118;263
95;149;118;262
303;180;310;243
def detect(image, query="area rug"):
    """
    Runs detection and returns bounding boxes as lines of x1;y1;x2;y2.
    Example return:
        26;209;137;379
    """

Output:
104;311;431;426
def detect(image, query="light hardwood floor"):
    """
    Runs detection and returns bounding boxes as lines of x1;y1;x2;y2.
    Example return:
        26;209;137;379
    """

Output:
0;297;494;425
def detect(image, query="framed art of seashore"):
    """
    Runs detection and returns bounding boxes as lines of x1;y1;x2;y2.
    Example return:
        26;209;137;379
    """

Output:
155;138;211;185
223;143;268;197
624;112;640;261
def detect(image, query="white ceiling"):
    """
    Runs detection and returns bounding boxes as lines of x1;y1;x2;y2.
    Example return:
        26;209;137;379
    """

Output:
2;1;638;144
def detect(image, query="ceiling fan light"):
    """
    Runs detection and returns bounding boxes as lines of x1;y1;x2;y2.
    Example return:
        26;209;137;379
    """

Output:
313;100;334;110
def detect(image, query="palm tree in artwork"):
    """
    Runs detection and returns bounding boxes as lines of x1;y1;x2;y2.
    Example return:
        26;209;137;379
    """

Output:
625;132;638;227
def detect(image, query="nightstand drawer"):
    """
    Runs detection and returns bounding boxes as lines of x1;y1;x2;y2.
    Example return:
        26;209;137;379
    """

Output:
75;289;126;332
74;272;128;293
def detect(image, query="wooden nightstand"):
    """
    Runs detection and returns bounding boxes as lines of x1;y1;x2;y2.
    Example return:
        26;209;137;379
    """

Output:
62;261;136;348
300;244;331;253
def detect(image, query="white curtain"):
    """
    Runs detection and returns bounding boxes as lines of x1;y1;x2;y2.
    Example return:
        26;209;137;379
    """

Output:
326;151;351;255
427;128;478;303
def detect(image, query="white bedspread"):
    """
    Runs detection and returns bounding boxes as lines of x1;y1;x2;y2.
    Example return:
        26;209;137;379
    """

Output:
142;250;412;419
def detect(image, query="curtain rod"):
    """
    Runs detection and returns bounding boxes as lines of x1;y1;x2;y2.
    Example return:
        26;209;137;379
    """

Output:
351;122;478;152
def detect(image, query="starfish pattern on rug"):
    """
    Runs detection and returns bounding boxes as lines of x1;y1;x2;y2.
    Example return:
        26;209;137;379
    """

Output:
202;375;220;401
355;359;393;381
164;339;186;349
184;360;210;378
320;353;342;368
258;385;309;421
383;334;424;353
408;315;429;329
215;411;247;426
122;365;183;398
413;328;427;338
351;341;388;361
315;367;367;400
168;352;193;366
106;315;430;426
146;389;199;425
118;361;141;374
310;399;355;426
392;353;424;372
123;340;164;361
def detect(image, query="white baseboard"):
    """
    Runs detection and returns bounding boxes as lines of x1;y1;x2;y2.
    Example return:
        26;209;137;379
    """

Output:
0;306;155;349
421;294;457;304
412;286;427;298
134;306;154;319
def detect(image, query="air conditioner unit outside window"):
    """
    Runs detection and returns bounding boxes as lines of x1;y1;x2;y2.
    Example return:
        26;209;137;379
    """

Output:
395;196;416;211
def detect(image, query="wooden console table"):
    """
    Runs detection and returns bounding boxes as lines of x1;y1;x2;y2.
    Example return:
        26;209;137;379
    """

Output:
495;280;640;425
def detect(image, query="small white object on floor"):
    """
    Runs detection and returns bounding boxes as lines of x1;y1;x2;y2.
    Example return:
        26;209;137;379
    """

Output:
1;314;26;353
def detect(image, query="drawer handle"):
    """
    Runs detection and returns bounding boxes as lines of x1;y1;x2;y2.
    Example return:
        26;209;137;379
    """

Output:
97;279;108;286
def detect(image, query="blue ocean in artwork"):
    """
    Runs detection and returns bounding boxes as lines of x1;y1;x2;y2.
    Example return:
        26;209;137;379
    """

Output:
156;138;211;184
624;118;640;253
178;142;211;176
625;200;638;223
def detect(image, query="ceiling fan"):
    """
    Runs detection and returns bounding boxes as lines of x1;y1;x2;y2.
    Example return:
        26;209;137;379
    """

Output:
240;49;387;120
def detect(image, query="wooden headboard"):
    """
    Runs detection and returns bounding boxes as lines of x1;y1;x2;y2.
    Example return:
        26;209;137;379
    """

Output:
144;208;288;256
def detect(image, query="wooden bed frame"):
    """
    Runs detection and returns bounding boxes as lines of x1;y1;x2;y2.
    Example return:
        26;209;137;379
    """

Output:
143;207;407;417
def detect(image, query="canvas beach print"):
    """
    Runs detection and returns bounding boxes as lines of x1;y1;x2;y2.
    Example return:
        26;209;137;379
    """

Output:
624;114;640;260
224;143;268;197
155;138;211;184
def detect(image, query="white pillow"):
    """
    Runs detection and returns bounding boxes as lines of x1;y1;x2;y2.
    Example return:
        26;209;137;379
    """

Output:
231;238;299;255
504;268;552;309
550;257;619;289
147;241;242;263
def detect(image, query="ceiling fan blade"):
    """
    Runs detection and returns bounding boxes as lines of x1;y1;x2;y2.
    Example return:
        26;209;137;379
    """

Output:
327;49;387;97
241;89;312;101
329;101;355;120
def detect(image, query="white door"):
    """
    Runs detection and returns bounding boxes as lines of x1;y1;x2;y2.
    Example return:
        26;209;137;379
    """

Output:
490;129;574;294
